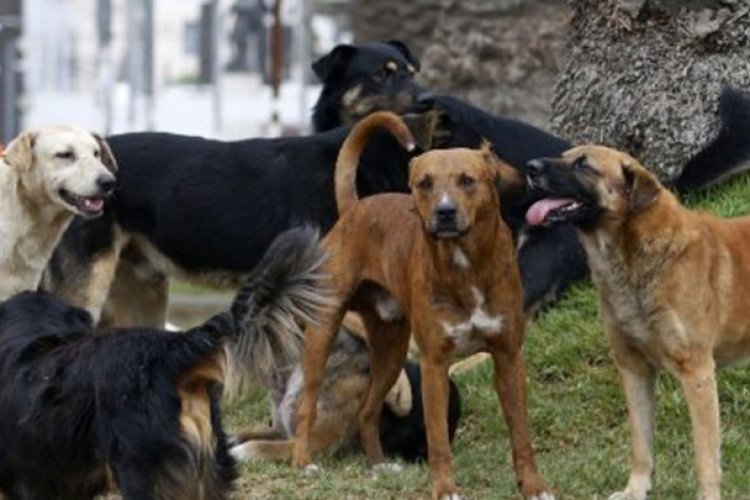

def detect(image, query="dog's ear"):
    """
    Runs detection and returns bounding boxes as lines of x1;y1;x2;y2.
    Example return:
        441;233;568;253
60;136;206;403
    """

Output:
312;44;356;82
622;162;660;213
2;131;37;171
407;156;422;189
384;39;420;71
91;132;118;173
401;109;441;151
479;140;523;193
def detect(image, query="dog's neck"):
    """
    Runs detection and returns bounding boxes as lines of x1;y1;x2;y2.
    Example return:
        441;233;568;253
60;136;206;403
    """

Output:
579;191;688;284
422;213;511;284
0;168;76;299
311;88;345;132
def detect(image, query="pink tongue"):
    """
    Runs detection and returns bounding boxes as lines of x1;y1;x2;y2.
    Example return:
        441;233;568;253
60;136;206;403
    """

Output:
83;198;104;212
526;198;575;226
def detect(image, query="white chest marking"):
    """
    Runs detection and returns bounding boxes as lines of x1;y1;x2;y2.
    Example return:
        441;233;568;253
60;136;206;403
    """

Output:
453;247;470;269
441;287;504;354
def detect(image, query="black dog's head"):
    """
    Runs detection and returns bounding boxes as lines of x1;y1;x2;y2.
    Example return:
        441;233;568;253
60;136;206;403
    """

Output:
311;40;425;132
524;145;662;230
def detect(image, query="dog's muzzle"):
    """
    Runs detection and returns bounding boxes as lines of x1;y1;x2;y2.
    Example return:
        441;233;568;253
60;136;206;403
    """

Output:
431;198;461;237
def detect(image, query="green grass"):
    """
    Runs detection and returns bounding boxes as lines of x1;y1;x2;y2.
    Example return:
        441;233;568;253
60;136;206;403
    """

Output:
219;176;750;499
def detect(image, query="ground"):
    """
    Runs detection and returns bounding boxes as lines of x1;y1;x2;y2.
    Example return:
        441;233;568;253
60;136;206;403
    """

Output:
210;175;750;499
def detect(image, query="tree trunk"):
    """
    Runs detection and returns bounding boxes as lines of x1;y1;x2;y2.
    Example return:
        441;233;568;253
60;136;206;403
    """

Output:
351;0;571;129
351;0;441;56
552;0;750;179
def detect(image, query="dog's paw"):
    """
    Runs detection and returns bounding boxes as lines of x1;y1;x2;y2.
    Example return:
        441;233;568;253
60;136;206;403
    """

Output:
529;492;556;500
438;493;466;500
229;442;252;461
302;463;322;476
608;474;651;500
372;462;403;474
608;491;644;500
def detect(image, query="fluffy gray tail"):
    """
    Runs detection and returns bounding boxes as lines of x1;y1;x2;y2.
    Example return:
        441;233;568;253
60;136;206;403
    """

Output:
225;226;331;390
674;87;750;193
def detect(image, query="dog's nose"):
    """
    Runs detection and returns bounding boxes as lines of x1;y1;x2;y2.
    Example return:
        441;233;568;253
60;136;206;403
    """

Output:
97;175;116;195
416;90;434;103
435;204;457;223
525;159;545;179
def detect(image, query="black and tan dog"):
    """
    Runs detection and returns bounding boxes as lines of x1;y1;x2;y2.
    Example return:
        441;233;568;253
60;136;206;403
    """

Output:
311;40;423;133
525;139;750;500
0;228;328;500
292;112;552;500
229;312;462;464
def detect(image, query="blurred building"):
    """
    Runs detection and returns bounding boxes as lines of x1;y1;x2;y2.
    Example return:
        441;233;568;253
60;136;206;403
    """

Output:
23;0;208;93
0;0;23;144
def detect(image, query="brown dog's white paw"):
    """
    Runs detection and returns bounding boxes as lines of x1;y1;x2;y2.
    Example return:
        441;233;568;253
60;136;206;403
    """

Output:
372;462;404;474
529;492;556;500
302;463;322;476
438;493;466;500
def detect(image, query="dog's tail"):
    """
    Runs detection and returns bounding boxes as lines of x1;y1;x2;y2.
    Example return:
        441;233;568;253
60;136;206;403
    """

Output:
167;228;329;391
674;87;750;193
336;111;416;214
225;226;331;388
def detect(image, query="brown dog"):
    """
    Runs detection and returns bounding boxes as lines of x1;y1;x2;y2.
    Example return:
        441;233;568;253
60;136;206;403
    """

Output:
525;145;750;500
292;111;552;500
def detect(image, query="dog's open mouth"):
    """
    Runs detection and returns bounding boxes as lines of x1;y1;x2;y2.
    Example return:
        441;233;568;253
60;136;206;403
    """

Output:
525;197;584;226
58;189;107;217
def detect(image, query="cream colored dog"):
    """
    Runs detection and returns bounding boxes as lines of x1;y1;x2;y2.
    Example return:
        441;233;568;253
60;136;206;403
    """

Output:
0;126;117;300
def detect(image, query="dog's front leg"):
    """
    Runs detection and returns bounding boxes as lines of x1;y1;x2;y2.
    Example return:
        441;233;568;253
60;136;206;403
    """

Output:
420;353;460;500
607;324;657;500
490;341;550;500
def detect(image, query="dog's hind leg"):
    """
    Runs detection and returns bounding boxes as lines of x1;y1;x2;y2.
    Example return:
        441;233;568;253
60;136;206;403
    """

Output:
607;325;657;500
100;247;169;328
357;313;411;467
292;305;347;469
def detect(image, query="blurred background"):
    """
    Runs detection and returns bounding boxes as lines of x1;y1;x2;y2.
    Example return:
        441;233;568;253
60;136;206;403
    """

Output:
1;0;354;142
0;0;574;146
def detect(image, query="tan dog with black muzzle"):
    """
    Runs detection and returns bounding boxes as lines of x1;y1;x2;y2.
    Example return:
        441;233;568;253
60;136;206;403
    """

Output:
526;145;750;500
293;111;553;500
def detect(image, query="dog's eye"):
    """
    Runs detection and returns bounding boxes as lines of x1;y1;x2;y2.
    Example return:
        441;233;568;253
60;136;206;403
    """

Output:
417;176;433;190
573;157;587;170
55;151;74;160
93;150;100;158
458;174;475;187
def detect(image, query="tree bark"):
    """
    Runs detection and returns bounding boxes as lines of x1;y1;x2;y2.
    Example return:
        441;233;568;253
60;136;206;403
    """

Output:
552;0;750;179
351;0;441;56
351;0;572;129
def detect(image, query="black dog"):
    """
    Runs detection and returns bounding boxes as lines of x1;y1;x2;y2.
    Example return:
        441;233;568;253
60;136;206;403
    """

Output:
0;227;330;500
311;40;424;133
311;41;750;312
